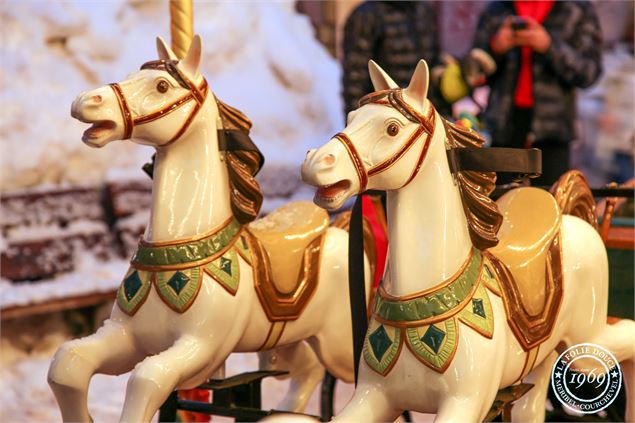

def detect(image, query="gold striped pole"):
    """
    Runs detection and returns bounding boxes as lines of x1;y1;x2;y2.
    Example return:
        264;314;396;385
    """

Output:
169;0;193;59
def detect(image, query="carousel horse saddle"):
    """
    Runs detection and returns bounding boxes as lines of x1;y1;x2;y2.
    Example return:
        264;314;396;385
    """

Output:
248;201;329;321
488;187;564;350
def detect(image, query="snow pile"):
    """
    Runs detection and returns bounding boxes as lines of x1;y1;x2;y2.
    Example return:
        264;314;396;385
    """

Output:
577;44;635;182
1;1;342;192
0;254;127;308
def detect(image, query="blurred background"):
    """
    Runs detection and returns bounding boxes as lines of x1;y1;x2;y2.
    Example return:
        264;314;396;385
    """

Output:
1;1;633;421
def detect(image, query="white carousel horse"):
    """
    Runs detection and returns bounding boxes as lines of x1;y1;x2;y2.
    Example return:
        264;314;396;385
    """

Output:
48;35;370;422
300;59;635;422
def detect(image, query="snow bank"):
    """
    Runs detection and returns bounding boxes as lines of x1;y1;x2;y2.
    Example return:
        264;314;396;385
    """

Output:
0;254;126;308
1;1;342;191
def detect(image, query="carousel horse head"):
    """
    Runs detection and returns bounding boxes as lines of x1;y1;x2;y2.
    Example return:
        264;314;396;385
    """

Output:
71;35;207;148
71;35;265;224
302;59;437;210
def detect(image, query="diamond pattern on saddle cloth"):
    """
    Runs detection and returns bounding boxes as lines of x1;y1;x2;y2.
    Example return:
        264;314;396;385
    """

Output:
167;271;190;295
220;257;232;275
369;325;393;360
472;298;486;318
123;271;143;301
421;325;446;354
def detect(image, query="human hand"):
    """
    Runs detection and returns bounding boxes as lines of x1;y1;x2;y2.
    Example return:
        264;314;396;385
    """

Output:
491;17;515;55
512;17;552;53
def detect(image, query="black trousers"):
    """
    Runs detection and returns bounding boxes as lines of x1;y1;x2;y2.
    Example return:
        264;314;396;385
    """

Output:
495;107;570;186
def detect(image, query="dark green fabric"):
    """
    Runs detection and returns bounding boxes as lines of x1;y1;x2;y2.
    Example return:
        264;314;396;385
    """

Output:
373;249;482;323
132;219;242;267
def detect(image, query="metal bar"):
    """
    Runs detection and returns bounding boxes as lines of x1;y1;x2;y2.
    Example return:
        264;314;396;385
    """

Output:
347;195;367;384
198;370;287;390
158;391;178;422
176;400;319;422
177;400;268;421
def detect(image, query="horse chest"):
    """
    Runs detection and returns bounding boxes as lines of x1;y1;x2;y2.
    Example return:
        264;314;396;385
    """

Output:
363;249;501;376
116;218;250;316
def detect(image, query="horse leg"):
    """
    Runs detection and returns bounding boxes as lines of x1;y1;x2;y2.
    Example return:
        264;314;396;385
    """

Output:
48;320;143;422
307;334;354;384
584;319;635;364
119;335;216;423
511;351;557;423
259;341;324;412
332;385;399;422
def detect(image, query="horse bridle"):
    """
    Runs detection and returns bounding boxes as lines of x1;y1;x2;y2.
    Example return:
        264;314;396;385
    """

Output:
333;89;436;192
109;59;209;145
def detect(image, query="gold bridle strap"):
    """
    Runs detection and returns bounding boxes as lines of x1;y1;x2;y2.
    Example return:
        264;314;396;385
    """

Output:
334;132;369;192
109;83;133;140
341;89;436;192
108;60;209;146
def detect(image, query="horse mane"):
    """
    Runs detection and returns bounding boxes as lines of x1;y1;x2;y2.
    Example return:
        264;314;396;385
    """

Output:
216;98;264;224
442;118;502;250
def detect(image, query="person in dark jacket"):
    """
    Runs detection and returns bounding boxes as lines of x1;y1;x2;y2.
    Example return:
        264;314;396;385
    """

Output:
473;1;603;185
342;1;450;117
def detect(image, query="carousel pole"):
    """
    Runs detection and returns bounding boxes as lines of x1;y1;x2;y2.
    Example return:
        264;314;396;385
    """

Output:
169;0;194;58
161;5;213;422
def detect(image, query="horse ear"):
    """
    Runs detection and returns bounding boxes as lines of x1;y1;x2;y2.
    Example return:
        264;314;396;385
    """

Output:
156;36;178;61
368;60;398;91
181;34;202;79
404;60;429;112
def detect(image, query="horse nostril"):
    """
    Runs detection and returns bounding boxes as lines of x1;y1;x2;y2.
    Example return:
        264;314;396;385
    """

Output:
322;154;336;166
90;95;102;104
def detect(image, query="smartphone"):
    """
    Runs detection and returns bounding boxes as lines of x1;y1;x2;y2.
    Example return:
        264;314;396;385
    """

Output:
511;16;528;31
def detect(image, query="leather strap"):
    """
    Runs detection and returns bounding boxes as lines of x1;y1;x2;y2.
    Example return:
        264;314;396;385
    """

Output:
334;133;369;192
348;195;367;384
109;78;208;144
447;147;542;177
109;83;133;140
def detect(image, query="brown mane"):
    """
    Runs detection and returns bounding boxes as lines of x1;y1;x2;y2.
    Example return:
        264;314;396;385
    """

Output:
217;98;264;224
442;119;502;250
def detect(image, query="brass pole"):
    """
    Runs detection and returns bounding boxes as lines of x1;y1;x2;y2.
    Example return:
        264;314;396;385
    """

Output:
169;0;193;59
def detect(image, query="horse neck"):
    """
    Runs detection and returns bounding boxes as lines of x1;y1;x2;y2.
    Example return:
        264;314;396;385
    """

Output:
383;112;473;297
145;98;233;242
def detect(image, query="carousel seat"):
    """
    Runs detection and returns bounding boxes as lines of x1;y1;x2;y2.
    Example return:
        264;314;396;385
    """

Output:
490;187;562;318
249;201;328;295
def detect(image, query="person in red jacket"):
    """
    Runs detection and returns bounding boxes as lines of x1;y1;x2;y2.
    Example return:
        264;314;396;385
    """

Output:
473;1;603;185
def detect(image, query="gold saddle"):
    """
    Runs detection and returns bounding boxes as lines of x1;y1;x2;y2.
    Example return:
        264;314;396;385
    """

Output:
487;187;564;350
247;201;329;321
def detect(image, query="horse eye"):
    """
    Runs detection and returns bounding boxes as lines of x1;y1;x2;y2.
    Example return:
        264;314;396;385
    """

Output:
387;123;399;137
156;80;169;93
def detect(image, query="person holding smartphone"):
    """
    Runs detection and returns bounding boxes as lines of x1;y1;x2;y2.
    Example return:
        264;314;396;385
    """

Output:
472;1;603;185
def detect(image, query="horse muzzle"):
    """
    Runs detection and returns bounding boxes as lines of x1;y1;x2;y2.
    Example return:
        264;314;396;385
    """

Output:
71;87;125;147
301;143;359;211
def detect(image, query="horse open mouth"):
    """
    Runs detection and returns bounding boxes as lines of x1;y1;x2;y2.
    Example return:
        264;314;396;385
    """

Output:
315;180;351;203
82;120;116;143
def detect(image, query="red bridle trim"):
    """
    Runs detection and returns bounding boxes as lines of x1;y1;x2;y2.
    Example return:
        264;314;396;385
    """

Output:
401;109;436;187
132;92;195;125
367;125;426;177
108;78;208;145
109;83;133;140
344;89;437;191
334;132;369;192
367;105;435;177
